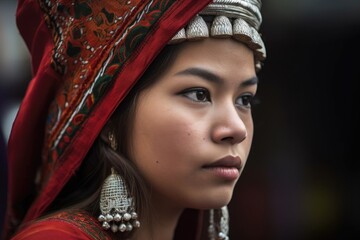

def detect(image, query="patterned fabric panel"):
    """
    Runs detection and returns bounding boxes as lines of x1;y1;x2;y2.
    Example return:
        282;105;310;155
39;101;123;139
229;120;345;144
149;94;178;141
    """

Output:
38;0;175;184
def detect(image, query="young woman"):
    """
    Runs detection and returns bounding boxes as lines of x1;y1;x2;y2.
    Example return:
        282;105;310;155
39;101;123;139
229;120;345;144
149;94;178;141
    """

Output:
4;0;266;239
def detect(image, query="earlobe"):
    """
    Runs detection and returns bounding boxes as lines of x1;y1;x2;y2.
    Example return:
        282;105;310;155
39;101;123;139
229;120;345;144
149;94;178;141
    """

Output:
108;131;118;151
99;123;114;147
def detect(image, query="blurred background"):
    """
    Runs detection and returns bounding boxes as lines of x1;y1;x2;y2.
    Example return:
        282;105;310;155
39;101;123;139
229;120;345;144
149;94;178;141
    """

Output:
0;0;359;239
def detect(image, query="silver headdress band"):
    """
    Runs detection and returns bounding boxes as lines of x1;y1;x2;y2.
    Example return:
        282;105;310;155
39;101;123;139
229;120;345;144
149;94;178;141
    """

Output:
169;0;266;70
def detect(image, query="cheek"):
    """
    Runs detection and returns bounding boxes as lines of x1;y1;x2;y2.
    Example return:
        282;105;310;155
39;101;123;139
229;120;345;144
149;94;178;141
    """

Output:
243;117;254;159
246;117;254;141
130;101;206;176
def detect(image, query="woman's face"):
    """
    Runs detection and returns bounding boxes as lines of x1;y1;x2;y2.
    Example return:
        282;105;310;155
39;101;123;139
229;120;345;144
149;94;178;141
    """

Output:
131;38;257;210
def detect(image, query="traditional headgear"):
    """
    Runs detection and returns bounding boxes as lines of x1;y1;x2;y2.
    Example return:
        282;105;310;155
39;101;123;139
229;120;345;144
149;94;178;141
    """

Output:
5;0;265;238
170;0;266;70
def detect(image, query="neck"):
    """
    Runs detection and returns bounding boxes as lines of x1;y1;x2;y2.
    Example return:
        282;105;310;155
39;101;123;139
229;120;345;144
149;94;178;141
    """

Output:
132;195;184;240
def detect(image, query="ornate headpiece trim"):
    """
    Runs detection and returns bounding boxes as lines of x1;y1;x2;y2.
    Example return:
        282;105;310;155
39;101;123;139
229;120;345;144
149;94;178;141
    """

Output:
169;0;266;70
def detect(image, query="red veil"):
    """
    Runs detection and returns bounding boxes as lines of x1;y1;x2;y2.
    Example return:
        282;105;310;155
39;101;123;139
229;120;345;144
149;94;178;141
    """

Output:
4;0;211;238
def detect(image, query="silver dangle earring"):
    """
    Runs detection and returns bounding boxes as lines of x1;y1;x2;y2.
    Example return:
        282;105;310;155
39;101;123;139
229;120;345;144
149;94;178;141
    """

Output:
98;132;140;233
98;168;140;233
208;206;229;240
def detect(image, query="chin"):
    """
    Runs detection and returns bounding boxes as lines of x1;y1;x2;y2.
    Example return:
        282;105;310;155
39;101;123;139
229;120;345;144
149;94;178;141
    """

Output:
190;190;234;210
207;197;233;209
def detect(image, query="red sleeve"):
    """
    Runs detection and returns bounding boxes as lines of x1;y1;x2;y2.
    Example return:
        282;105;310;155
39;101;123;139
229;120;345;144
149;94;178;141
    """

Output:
11;220;93;240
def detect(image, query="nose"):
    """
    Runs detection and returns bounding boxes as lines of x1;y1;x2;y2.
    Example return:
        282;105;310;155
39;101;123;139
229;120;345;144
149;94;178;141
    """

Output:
211;105;249;145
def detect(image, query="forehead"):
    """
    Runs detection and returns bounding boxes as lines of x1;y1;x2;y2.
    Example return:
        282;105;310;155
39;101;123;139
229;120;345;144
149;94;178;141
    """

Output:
167;38;256;78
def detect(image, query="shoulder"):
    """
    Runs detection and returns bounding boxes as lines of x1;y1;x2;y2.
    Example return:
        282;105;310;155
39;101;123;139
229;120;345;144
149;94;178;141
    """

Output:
11;219;90;239
11;210;111;240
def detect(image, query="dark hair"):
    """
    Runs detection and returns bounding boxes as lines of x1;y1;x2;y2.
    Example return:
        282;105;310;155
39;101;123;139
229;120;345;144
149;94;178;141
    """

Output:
45;44;182;237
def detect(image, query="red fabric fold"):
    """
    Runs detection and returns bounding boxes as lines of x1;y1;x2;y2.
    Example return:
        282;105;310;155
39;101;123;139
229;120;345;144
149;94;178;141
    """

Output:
5;0;212;239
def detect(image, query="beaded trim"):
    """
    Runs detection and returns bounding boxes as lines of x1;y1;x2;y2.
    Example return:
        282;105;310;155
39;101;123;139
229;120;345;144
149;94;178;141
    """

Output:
168;0;266;70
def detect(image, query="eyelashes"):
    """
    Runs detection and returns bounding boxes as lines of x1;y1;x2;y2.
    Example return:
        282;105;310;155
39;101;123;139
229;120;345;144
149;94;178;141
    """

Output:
235;93;253;109
181;88;211;103
179;87;257;109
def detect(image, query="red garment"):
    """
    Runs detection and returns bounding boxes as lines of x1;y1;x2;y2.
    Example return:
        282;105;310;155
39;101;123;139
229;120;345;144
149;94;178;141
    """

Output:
11;210;111;240
11;209;203;240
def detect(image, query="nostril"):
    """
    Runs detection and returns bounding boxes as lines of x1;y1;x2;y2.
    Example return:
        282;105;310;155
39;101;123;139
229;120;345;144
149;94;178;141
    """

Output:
212;122;248;145
221;136;234;142
221;134;246;144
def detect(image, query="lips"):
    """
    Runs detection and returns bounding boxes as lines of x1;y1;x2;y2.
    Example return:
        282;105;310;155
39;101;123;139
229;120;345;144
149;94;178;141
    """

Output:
203;155;242;170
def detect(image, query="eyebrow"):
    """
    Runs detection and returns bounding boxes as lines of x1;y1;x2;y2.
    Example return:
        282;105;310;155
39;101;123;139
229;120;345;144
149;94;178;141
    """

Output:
174;67;258;87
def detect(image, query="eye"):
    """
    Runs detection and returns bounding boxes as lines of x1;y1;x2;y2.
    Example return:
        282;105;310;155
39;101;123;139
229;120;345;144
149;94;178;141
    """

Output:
181;88;211;102
236;94;254;109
